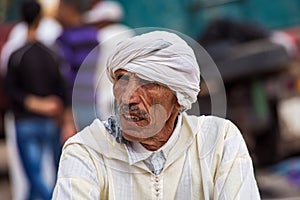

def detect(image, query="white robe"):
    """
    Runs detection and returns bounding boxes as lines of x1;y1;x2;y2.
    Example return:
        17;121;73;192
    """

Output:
53;113;260;199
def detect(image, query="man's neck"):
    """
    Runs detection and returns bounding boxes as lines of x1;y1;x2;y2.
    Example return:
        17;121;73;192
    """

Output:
27;27;38;42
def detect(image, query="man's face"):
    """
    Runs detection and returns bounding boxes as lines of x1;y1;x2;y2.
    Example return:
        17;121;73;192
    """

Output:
113;69;180;142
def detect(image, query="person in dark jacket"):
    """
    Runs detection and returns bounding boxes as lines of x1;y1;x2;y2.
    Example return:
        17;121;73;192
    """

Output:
4;1;72;199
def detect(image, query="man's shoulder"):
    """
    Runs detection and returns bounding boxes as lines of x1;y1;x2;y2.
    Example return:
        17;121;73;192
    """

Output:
8;43;33;67
10;42;53;58
183;113;243;157
64;118;125;157
183;113;229;132
183;113;231;140
10;43;30;57
66;119;106;146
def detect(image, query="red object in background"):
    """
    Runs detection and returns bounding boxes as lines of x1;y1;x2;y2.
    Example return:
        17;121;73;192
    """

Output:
0;23;15;110
283;27;300;60
0;23;15;53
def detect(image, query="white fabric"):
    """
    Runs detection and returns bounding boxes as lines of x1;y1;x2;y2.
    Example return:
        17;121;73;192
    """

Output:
83;1;124;24
127;114;181;164
126;114;182;174
4;112;28;200
53;113;260;199
106;31;200;110
270;31;297;56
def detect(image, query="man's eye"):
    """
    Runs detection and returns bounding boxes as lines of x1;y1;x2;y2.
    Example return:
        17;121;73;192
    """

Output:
116;74;129;81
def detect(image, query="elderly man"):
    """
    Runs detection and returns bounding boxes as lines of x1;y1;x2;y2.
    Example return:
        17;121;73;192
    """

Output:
53;31;260;199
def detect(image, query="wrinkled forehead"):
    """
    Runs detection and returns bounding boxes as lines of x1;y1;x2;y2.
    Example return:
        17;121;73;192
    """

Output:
113;69;175;92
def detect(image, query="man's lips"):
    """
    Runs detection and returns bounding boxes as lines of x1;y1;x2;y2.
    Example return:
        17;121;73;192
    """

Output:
118;104;149;125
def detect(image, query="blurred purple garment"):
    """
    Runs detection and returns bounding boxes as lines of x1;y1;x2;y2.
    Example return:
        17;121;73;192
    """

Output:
56;25;100;129
272;157;300;188
56;25;99;88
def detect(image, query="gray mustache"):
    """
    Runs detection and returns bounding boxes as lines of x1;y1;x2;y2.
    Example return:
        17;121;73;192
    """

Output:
119;104;148;118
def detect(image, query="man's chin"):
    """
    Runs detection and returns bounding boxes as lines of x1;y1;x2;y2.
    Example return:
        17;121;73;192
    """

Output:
120;118;165;140
122;126;159;140
122;131;145;142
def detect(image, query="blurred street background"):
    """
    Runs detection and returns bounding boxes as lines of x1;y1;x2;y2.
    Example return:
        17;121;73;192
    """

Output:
2;0;300;199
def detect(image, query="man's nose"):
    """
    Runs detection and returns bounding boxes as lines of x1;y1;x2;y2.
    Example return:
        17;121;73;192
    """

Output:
121;79;141;104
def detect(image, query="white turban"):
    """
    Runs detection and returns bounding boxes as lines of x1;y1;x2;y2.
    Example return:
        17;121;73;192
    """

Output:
107;31;200;110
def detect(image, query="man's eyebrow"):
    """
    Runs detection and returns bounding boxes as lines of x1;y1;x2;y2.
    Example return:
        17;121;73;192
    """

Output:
114;71;124;76
114;71;129;80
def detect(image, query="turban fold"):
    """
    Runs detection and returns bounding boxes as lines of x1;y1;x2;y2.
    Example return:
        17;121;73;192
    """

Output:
107;31;200;110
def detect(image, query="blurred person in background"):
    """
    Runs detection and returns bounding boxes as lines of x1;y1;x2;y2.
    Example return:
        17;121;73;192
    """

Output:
0;0;62;75
4;1;70;199
55;0;99;131
83;0;135;120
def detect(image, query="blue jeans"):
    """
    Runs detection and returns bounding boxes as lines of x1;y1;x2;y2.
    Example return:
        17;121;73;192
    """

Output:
15;117;62;200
